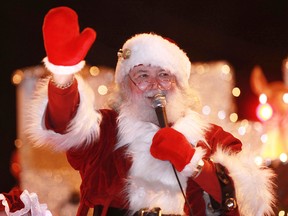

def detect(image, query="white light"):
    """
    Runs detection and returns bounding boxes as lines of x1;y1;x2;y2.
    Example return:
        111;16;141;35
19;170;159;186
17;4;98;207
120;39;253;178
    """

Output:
260;134;268;143
279;153;288;163
254;156;263;166
202;105;211;115
238;126;246;135
256;103;273;121
218;110;226;120
283;93;288;104
98;85;108;95
259;93;267;104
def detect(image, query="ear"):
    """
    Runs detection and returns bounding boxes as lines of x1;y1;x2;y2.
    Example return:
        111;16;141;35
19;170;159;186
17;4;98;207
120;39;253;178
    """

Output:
250;66;268;95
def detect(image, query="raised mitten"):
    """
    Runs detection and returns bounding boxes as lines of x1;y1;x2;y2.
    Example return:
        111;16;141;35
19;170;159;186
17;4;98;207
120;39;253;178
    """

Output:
43;6;96;69
150;127;195;172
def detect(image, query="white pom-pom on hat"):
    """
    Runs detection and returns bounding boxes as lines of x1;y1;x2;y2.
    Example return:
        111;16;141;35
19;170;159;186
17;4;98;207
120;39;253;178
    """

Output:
115;33;191;88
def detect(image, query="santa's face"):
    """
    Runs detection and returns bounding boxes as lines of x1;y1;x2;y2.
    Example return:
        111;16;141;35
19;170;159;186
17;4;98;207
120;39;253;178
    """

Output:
117;64;195;125
128;65;177;107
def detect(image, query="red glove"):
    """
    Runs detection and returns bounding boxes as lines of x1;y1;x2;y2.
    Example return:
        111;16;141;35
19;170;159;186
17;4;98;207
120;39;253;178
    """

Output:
43;6;96;66
150;127;195;172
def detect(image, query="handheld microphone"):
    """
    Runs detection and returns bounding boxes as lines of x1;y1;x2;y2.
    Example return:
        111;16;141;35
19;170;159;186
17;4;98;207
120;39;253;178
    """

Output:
151;93;194;216
152;93;168;128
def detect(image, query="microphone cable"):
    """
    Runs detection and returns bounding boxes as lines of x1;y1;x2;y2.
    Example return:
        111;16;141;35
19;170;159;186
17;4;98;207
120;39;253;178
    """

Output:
152;94;194;216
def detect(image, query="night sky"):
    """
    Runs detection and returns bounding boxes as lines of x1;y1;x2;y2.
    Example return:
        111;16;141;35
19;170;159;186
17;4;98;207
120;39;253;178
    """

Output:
1;0;288;194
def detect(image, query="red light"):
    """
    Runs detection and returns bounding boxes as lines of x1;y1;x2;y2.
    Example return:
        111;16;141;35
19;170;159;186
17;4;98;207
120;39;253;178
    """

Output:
256;103;273;121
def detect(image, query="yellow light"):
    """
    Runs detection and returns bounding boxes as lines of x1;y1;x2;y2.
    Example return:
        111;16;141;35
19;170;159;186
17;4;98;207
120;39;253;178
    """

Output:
256;103;273;121
11;69;24;85
232;87;241;97
196;65;205;74
14;139;23;148
229;113;238;122
98;85;108;95
278;210;285;216
90;66;100;76
221;64;230;74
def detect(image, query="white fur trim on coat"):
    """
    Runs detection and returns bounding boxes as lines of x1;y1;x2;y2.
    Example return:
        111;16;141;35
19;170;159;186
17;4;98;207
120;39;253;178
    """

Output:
212;147;276;216
181;147;206;177
43;57;85;75
25;75;102;151
117;108;209;214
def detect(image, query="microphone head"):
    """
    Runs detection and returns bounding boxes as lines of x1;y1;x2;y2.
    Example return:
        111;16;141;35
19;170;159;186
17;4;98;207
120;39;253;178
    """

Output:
152;93;167;108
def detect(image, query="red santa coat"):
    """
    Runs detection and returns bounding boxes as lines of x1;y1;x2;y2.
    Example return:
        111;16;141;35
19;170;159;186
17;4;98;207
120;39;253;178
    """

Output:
26;76;275;216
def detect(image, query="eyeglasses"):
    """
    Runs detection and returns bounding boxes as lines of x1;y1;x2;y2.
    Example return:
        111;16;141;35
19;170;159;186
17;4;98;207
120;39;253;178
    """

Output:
129;71;176;91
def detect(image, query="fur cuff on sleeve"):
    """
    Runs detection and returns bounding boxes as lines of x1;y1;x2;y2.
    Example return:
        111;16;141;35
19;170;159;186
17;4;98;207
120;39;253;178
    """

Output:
26;75;102;151
181;147;206;177
212;147;276;216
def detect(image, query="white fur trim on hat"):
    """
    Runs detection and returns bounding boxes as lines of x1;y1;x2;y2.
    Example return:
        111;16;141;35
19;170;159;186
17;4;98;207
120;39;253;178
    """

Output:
43;57;85;75
115;33;191;88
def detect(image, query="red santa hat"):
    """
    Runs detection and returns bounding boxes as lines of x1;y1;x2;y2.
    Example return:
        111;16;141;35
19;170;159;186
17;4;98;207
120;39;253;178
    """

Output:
115;33;191;88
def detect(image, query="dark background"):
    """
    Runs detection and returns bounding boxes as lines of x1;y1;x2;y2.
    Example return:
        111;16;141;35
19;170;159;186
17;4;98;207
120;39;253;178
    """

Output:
1;0;288;207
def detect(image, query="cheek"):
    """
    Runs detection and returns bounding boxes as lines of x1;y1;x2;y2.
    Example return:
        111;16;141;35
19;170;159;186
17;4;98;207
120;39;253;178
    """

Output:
129;81;142;95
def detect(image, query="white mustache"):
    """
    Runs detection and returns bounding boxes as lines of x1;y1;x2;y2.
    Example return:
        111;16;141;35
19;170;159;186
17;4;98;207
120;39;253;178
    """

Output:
144;89;167;98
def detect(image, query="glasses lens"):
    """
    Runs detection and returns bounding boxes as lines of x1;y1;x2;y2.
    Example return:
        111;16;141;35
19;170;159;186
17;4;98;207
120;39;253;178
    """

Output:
129;74;175;91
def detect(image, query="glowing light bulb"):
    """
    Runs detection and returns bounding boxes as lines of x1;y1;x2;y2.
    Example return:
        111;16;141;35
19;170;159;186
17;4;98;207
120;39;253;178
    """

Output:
232;87;241;97
256;103;273;121
202;105;211;115
259;94;267;104
90;66;100;76
217;110;226;120
229;113;238;122
238;126;246;136
254;156;263;166
221;64;230;74
283;93;288;104
98;85;108;95
260;134;268;143
11;69;24;85
279;153;288;163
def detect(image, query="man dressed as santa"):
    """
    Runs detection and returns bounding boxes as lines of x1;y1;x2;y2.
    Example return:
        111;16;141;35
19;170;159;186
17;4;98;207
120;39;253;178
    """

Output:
4;6;275;216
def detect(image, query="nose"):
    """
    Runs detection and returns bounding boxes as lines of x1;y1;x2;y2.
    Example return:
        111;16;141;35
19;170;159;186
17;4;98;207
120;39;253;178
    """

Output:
148;79;166;91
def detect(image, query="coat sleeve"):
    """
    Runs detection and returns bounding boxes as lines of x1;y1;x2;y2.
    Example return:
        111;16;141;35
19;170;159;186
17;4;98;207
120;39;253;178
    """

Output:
45;78;80;133
206;124;276;216
26;75;102;151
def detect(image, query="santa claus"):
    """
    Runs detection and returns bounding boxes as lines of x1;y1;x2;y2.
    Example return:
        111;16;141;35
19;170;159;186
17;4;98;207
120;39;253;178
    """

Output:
3;6;275;216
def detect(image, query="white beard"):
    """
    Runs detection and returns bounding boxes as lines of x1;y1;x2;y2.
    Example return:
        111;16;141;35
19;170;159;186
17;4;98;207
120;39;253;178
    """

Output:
115;86;209;215
118;87;196;127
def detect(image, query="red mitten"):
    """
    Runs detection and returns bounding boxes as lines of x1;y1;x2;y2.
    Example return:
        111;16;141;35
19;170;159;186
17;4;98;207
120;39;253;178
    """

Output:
43;6;96;66
150;127;195;172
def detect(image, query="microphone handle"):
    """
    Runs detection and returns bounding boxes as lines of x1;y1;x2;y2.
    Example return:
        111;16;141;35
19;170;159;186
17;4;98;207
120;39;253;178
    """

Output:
155;106;169;128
